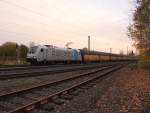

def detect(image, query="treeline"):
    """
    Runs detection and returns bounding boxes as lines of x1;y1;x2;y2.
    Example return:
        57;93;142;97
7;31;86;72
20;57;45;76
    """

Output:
0;42;28;60
128;0;150;61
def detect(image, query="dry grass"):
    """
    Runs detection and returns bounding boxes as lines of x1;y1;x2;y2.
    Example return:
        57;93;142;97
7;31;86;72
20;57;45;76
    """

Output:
0;59;28;65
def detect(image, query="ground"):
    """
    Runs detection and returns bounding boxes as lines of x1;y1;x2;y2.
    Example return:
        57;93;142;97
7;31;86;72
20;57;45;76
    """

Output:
88;67;150;113
0;65;149;113
51;66;150;113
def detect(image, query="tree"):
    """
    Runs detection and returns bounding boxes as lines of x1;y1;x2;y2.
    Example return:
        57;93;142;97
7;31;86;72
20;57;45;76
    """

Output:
19;44;28;59
128;0;150;61
0;42;28;61
83;47;88;51
1;42;18;59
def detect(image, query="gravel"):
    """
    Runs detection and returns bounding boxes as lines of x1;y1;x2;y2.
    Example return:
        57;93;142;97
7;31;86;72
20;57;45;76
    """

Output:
41;67;150;113
0;67;109;112
1;63;148;113
0;68;101;95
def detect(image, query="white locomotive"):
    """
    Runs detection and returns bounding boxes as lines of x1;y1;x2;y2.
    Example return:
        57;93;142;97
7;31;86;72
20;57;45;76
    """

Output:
26;45;82;64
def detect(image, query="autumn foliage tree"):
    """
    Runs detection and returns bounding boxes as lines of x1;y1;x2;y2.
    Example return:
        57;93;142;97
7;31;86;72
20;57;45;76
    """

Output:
0;42;28;61
0;42;18;60
19;44;28;59
128;0;150;61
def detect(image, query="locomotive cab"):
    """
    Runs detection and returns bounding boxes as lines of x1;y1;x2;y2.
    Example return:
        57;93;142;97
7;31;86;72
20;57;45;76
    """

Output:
26;45;84;64
26;45;47;64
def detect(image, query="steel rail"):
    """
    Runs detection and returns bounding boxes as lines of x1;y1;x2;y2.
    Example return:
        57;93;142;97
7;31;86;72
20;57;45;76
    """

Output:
3;65;122;113
0;66;111;98
0;64;86;71
0;64;113;79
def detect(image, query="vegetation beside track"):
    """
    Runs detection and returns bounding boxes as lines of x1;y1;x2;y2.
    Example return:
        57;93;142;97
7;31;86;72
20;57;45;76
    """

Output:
129;60;150;69
0;42;28;65
0;59;28;65
128;0;150;62
138;60;150;69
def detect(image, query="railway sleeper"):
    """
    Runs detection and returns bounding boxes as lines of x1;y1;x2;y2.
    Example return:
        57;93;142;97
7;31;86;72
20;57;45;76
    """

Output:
1;66;121;113
39;103;55;111
0;101;16;111
51;97;65;105
89;82;97;85
29;109;48;113
0;104;10;112
68;91;79;96
40;77;101;111
79;86;90;89
85;84;94;87
21;94;40;101
59;93;73;100
76;88;85;93
30;90;48;97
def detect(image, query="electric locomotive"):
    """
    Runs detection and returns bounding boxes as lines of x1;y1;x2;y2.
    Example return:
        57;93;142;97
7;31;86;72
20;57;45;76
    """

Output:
26;45;82;64
26;45;137;64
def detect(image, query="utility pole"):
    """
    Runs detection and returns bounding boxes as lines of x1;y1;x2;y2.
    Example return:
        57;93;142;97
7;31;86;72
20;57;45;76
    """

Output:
109;48;112;61
88;36;90;51
110;48;112;54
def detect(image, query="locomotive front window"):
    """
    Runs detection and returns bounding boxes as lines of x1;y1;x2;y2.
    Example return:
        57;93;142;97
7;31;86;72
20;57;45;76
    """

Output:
41;48;44;52
29;46;38;54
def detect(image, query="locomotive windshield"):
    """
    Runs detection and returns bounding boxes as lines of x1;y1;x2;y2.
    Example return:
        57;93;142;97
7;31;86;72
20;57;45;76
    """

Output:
28;46;38;54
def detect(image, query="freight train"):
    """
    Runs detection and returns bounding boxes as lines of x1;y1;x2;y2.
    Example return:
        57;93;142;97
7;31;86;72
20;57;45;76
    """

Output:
26;45;136;64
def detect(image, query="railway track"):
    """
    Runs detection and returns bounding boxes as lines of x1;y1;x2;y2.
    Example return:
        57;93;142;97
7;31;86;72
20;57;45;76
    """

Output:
0;64;87;71
0;63;116;79
0;64;73;68
0;62;124;72
0;64;123;113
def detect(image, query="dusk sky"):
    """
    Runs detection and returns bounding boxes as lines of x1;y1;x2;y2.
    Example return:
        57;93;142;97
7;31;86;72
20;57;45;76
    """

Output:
0;0;135;53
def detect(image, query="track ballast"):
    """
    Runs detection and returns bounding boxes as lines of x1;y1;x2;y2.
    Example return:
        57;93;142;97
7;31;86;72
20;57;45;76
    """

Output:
0;64;123;113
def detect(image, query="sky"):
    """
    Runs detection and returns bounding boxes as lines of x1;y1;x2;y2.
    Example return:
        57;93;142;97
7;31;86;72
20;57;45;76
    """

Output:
0;0;135;54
